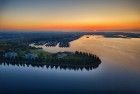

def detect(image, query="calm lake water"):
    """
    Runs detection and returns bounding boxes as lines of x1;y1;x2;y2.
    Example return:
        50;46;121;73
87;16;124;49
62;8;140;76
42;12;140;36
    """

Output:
0;35;140;94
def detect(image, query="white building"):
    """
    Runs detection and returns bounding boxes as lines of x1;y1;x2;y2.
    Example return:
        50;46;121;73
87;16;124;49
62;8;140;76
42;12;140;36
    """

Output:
4;52;17;59
25;53;38;60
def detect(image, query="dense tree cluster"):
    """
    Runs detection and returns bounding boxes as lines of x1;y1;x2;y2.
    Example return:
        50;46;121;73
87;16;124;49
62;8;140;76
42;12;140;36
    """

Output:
0;51;101;70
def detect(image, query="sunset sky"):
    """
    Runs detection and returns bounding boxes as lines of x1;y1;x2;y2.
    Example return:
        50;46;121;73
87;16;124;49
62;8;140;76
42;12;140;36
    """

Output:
0;0;140;31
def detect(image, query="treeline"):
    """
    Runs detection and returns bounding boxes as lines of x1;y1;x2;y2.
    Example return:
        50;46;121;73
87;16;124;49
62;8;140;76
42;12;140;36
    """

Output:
75;51;101;63
0;51;101;69
0;62;99;71
0;41;38;52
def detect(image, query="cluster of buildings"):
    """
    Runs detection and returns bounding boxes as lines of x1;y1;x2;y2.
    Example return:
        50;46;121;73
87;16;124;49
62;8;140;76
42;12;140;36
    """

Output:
2;51;75;60
4;52;38;60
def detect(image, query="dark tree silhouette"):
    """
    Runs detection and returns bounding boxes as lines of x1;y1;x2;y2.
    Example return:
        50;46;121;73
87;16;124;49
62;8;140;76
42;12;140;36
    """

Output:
0;51;101;71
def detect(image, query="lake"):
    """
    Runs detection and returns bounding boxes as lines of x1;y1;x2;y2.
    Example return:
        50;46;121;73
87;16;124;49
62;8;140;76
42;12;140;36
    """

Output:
0;35;140;94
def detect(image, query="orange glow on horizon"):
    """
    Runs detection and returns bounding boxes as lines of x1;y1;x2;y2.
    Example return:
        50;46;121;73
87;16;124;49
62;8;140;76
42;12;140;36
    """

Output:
0;0;140;31
0;21;140;30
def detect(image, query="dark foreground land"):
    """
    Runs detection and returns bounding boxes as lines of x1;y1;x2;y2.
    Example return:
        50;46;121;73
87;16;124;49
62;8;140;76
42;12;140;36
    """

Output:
0;31;102;70
0;51;101;71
